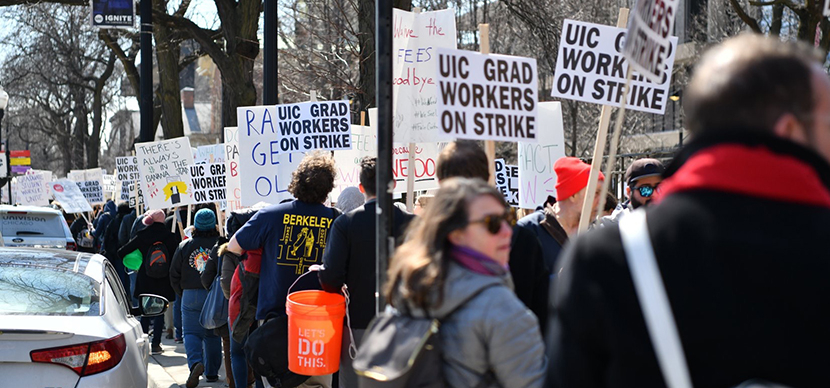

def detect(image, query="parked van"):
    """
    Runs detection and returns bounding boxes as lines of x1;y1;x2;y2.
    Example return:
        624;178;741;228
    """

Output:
0;205;75;250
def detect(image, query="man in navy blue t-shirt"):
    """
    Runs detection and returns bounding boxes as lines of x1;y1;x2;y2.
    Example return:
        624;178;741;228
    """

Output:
227;152;340;388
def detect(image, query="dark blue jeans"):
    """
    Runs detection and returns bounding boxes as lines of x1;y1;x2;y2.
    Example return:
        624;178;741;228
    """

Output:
182;288;222;376
173;296;183;339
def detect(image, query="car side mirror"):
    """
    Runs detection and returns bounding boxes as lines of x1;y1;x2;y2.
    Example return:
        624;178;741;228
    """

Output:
132;294;168;317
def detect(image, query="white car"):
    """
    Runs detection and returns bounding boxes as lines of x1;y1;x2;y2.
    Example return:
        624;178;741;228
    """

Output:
0;247;168;388
0;205;76;250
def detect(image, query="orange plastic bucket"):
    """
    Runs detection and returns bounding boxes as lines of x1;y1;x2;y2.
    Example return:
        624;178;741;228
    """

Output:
287;290;346;375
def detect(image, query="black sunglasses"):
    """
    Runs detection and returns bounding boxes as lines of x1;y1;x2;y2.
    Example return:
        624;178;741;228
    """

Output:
468;210;512;234
633;184;660;198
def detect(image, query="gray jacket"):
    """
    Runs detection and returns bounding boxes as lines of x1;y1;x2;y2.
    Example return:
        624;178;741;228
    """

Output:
394;262;547;388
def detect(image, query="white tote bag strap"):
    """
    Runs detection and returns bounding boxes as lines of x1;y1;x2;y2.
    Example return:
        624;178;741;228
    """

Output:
619;210;693;388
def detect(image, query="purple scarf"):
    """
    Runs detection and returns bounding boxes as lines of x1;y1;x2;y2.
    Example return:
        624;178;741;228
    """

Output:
450;245;508;276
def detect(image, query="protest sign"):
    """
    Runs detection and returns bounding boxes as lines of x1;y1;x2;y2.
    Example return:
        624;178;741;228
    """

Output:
392;8;457;143
115;156;140;183
237;100;352;155
103;174;116;196
552;19;677;114
825;0;830;17
69;168;105;205
91;0;135;28
224;127;243;215
333;123;445;199
114;180;130;202
436;48;538;142
128;182;145;209
518;102;565;208
134;137;196;210
623;0;679;83
51;179;93;214
190;163;227;207
194;144;226;164
15;172;50;206
27;169;55;198
494;159;519;207
234;100;344;206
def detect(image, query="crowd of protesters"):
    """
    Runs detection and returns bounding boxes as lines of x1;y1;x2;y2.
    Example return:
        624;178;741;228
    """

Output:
51;34;830;388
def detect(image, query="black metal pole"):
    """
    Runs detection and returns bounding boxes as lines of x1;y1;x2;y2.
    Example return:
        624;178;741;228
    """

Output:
263;0;278;105
375;0;393;313
139;0;153;143
1;109;9;204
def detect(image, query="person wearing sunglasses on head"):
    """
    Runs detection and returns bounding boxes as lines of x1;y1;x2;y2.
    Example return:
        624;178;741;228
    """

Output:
600;158;665;227
386;177;546;388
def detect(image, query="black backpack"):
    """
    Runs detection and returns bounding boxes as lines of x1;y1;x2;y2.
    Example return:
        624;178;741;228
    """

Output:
353;285;497;388
144;241;170;278
243;313;310;388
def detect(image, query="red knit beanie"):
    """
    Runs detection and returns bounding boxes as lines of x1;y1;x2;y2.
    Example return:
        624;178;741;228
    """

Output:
554;157;604;200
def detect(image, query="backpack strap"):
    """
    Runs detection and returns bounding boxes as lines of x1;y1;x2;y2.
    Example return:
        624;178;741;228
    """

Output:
618;210;693;388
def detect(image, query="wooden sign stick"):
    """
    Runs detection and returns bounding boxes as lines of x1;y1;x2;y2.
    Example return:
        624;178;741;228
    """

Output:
405;7;422;212
171;207;178;233
186;204;193;229
577;8;630;233
479;23;496;186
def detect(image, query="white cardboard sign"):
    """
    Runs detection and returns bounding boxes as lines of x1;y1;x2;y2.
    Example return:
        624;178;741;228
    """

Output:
51;179;93;214
237;101;352;154
194;144;226;164
235;115;302;206
332;124;445;199
623;0;680;83
392;8;457;143
69;168;105;205
224;127;243;215
115;156;140;183
103;174;116;196
134;137;196;210
518;102;566;208
14;173;50;207
190;162;227;207
552;19;677;114
436;48;538;142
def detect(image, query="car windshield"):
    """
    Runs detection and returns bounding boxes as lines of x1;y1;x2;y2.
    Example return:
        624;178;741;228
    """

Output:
0;264;101;316
1;213;68;238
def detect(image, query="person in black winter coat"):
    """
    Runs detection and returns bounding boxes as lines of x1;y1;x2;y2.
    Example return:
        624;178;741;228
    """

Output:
318;157;414;388
547;35;830;388
102;202;132;297
117;209;179;354
169;208;222;387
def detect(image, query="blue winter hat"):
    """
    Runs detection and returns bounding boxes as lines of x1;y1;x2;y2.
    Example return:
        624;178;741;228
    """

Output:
194;208;216;231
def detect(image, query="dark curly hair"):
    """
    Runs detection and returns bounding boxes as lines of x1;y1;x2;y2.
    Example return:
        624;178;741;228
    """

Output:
288;151;337;204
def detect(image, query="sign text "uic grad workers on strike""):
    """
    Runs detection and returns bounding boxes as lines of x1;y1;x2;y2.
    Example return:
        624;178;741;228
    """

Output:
436;48;538;143
552;19;677;114
239;101;352;154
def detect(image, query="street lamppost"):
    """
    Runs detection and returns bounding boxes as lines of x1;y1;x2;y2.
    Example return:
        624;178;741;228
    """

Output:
0;86;10;204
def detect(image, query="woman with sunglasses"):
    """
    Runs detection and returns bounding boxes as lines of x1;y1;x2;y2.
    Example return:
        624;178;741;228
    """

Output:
386;177;546;388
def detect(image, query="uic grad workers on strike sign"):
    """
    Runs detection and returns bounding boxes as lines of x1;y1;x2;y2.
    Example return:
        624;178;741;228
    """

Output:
436;48;538;143
238;101;352;154
552;19;677;114
623;0;679;83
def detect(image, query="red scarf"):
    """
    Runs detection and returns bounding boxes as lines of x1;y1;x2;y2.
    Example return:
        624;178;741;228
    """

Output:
656;144;830;208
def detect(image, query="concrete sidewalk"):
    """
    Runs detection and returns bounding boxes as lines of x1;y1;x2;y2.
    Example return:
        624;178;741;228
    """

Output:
148;334;228;388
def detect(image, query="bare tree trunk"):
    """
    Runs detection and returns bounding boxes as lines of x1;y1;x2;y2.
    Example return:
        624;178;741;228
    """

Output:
153;0;185;140
88;52;117;167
